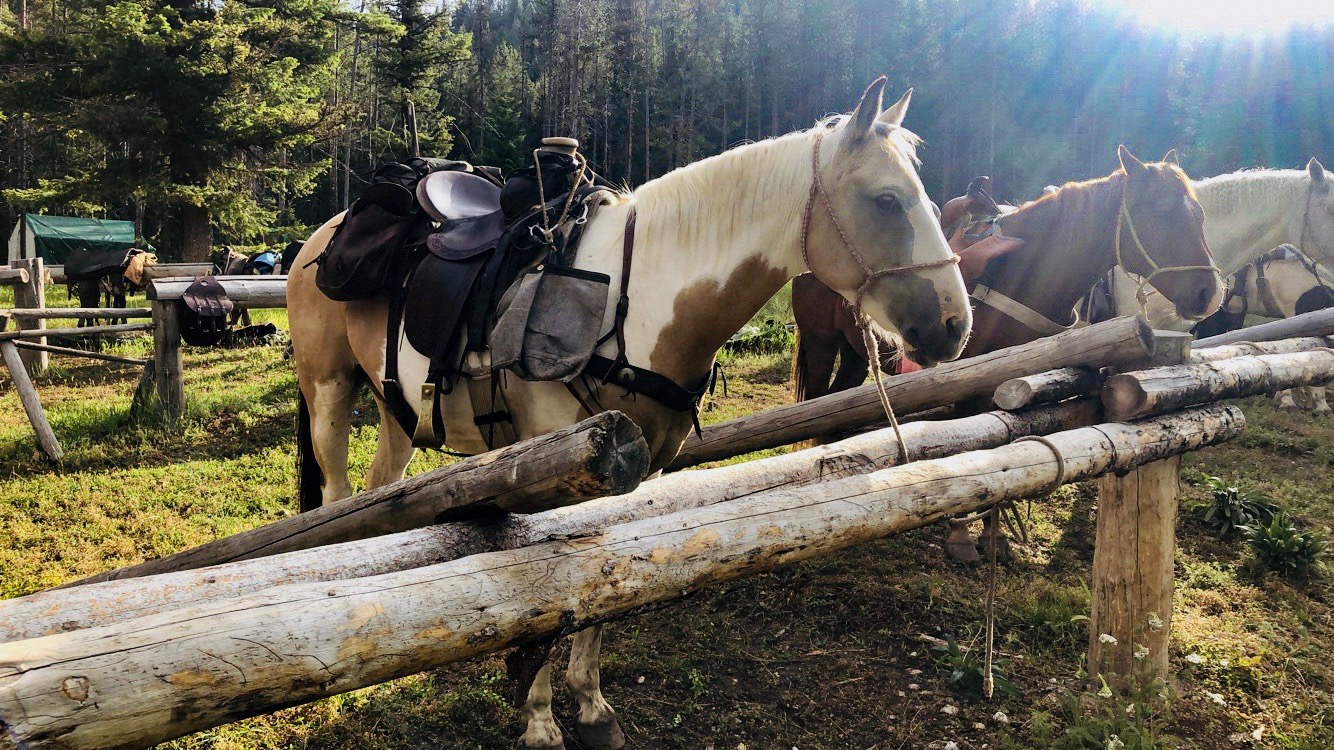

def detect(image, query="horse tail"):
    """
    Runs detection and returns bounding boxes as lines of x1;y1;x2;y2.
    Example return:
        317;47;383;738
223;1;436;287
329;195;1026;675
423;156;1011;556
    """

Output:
296;389;324;513
792;328;809;403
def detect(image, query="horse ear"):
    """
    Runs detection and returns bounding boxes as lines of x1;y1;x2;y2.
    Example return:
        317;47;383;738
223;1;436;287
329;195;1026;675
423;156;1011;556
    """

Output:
1309;157;1328;187
1162;149;1180;166
878;88;913;127
846;77;887;140
1118;145;1149;175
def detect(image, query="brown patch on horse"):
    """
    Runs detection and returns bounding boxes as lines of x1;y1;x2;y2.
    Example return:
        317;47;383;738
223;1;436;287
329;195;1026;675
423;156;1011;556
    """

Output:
648;254;790;385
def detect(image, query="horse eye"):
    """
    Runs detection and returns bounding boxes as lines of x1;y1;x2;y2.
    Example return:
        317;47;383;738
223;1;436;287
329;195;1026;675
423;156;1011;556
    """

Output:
875;193;901;212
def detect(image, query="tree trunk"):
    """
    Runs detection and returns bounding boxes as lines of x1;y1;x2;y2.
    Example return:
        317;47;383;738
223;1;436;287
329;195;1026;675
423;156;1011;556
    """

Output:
177;203;213;262
0;407;1244;750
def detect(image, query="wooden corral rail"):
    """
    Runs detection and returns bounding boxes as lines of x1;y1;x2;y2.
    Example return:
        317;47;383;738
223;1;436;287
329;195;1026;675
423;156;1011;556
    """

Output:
146;275;288;419
669;316;1166;469
0;406;1244;749
0;307;153;320
45;262;215;285
4;400;1099;641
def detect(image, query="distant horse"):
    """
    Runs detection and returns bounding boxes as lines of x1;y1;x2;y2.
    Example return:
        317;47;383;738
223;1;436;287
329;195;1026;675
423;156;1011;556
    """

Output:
1194;245;1334;413
288;79;971;750
65;247;157;326
210;246;282;328
1098;158;1333;326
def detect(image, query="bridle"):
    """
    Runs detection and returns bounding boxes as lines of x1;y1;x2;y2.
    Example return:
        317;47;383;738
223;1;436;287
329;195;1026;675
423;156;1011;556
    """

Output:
800;131;961;310
1116;182;1220;314
799;129;961;465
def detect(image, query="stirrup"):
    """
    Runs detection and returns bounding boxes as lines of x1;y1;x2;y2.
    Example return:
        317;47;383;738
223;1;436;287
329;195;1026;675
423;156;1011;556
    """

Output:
411;382;444;448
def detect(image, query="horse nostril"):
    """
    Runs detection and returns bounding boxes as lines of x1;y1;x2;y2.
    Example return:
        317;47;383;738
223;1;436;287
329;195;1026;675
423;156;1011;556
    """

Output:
945;315;964;341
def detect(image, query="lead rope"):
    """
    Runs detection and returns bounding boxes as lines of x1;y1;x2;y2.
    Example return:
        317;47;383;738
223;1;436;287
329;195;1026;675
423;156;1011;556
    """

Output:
803;130;959;464
980;434;1067;699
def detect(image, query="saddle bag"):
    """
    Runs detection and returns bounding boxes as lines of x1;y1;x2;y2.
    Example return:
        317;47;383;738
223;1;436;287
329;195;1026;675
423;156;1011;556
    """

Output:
179;276;234;347
490;263;611;382
315;182;420;302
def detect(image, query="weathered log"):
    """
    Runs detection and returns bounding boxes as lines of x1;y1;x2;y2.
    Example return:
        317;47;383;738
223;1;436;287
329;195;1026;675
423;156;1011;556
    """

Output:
993;366;1102;411
63;411;650;587
993;337;1334;411
1102;349;1334;421
0;322;154;341
150;302;184;419
0;406;1244;750
1088;456;1179;683
0;307;153;320
11;258;47;373
1194;307;1334;347
46;263;215;285
1;401;1097;641
670;316;1157;469
12;341;148;366
1189;336;1334;363
0;340;63;461
0;267;30;285
147;275;287;308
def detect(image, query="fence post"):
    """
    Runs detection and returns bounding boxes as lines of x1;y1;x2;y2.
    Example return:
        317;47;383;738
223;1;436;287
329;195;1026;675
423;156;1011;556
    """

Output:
11;257;47;374
1087;456;1179;684
151;300;184;420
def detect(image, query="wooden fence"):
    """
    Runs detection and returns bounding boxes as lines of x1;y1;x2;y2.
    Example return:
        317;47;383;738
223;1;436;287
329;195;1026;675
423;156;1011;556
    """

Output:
1;306;1333;749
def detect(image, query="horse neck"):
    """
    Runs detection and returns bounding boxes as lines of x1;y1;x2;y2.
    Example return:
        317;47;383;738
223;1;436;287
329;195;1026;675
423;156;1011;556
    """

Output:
605;133;814;384
1194;171;1309;275
992;175;1125;322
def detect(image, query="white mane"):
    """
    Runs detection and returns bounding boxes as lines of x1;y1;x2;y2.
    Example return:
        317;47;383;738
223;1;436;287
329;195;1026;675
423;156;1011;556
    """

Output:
1194;168;1310;217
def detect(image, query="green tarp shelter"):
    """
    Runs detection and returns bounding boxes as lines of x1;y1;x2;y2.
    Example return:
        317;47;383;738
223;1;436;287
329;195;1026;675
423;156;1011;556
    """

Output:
7;214;136;264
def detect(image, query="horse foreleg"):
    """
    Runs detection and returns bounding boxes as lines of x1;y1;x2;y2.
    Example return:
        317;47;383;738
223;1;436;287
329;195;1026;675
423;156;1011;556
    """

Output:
1274;389;1301;411
977;512;1012;561
829;336;871;393
1314;387;1331;416
567;625;625;750
301;375;358;505
517;664;565;750
365;395;415;489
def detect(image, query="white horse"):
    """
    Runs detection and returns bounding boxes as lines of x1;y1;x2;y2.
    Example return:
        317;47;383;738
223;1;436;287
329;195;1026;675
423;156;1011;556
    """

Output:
1108;158;1333;328
287;79;970;749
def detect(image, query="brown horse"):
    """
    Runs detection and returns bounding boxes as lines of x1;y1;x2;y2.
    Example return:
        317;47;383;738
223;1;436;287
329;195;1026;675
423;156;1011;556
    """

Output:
792;147;1223;562
288;79;971;750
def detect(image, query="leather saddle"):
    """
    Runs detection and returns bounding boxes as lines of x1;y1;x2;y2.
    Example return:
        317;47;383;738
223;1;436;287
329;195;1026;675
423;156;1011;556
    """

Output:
938;176;1024;285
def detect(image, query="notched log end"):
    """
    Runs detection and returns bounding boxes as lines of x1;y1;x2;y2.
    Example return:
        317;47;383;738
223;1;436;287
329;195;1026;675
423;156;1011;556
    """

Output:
589;411;650;495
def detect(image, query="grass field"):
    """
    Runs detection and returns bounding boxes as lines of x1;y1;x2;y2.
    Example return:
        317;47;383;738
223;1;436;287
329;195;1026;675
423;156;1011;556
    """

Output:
0;297;1329;749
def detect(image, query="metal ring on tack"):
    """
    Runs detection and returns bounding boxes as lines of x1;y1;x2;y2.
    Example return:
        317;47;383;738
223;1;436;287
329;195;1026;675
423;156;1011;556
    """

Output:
1014;434;1067;497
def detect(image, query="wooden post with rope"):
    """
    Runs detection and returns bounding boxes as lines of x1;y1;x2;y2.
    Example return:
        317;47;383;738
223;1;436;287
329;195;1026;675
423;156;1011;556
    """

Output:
1087;456;1180;684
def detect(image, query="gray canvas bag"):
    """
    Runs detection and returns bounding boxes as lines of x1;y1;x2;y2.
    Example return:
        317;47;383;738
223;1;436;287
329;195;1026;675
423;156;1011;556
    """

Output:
490;263;611;382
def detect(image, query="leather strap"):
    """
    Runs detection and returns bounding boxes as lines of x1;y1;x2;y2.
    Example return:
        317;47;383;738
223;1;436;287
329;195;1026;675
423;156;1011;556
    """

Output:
972;283;1076;336
583;353;712;413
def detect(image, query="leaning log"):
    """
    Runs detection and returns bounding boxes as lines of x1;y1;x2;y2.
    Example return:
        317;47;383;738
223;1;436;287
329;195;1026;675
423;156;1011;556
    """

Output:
0;322;154;341
1102;349;1334;421
12;341;148;366
0;406;1244;750
2;401;1097;641
670;316;1158;469
64;410;650;587
147;275;287;308
1194;307;1334;347
0;340;63;461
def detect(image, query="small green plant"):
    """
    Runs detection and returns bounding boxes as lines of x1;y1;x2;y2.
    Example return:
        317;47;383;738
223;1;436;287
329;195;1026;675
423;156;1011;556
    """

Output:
1243;511;1327;580
722;317;794;356
1200;474;1278;537
934;633;1019;698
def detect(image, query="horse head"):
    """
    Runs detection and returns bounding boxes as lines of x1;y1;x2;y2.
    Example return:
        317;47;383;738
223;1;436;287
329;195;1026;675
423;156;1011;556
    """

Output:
803;78;971;364
1305;158;1333;262
1114;146;1222;321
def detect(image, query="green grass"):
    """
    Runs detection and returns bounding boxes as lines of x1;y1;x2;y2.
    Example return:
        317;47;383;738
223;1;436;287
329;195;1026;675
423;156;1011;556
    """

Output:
0;291;1330;749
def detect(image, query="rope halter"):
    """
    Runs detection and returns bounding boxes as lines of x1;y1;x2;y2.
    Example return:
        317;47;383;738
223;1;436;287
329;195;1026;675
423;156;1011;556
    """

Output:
1115;186;1219;314
800;131;961;310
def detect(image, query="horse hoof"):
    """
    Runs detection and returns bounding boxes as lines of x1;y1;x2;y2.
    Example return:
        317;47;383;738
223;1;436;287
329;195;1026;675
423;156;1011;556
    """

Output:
577;715;626;750
946;539;982;565
517;737;565;750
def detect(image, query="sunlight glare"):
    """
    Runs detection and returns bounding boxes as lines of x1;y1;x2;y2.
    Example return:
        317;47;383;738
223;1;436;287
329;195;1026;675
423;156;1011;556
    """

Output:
1102;0;1334;36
